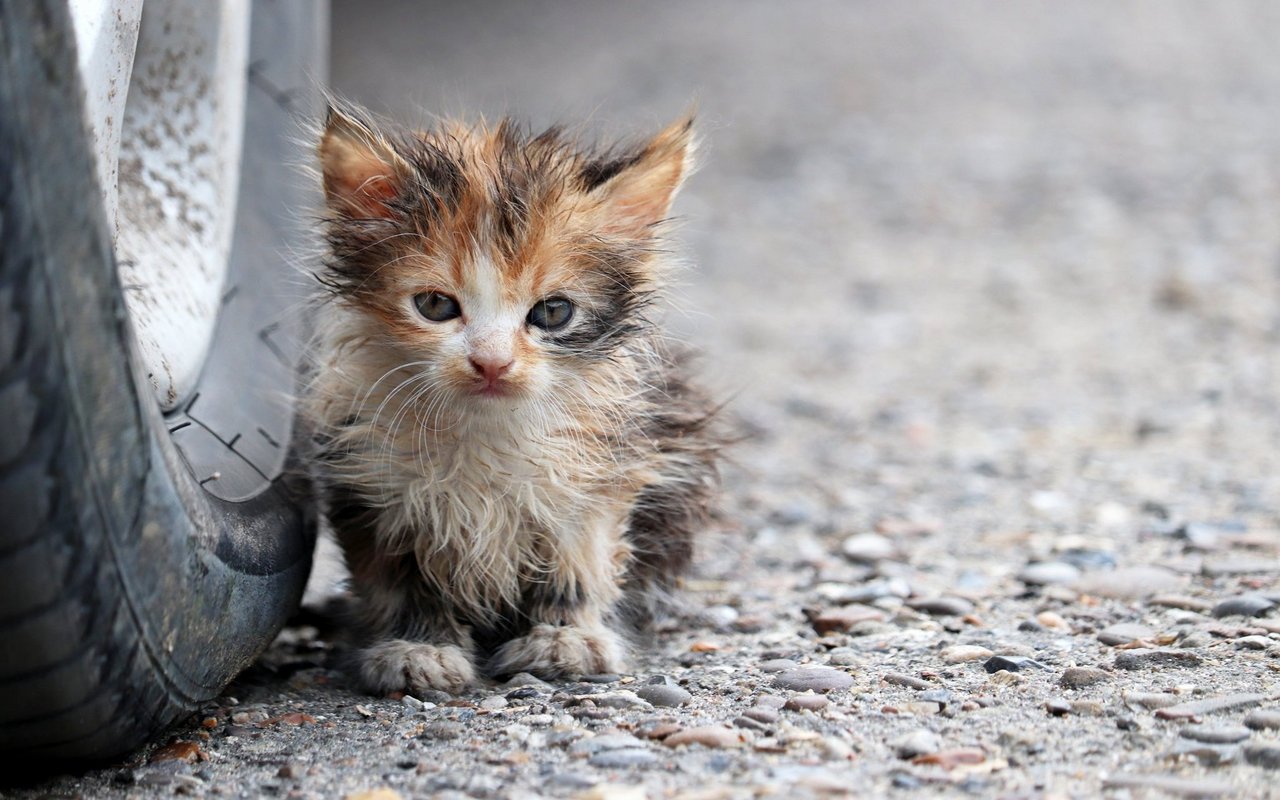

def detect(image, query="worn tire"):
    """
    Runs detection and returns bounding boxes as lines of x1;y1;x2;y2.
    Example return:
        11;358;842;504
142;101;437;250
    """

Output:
0;0;325;764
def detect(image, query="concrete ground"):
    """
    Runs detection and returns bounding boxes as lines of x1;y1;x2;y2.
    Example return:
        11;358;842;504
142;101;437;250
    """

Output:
15;1;1280;797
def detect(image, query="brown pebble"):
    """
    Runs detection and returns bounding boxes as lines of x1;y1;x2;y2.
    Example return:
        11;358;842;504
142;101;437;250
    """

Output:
663;726;742;749
1149;594;1215;613
150;741;204;764
812;605;886;634
743;707;780;724
784;694;830;712
639;722;682;740
884;672;932;690
1060;666;1109;689
911;747;985;769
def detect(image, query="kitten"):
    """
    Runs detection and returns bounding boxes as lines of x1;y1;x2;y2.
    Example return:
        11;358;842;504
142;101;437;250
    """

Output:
307;102;723;695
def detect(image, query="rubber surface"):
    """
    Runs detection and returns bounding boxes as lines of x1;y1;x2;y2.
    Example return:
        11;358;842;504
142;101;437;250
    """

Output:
0;0;324;764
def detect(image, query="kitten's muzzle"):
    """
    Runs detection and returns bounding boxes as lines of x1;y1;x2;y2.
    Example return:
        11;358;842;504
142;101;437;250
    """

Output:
468;354;514;394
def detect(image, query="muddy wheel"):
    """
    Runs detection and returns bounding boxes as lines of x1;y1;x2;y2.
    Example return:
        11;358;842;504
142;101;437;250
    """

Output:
0;0;325;763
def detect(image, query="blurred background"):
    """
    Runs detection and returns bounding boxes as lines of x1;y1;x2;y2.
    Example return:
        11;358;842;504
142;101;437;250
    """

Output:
331;0;1280;539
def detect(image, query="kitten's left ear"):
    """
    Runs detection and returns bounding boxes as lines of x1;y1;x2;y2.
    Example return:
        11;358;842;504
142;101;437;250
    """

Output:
586;115;696;238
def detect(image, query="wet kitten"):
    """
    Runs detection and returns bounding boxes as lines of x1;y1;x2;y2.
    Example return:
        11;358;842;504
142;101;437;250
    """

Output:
307;102;722;694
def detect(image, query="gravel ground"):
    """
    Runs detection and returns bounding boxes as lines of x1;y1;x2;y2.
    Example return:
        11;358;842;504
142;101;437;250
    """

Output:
13;1;1280;797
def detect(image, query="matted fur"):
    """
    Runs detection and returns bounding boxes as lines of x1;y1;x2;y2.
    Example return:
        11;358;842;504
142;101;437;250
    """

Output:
307;101;722;693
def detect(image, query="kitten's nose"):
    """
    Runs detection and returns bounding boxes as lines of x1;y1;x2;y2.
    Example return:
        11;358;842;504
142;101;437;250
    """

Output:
468;355;513;383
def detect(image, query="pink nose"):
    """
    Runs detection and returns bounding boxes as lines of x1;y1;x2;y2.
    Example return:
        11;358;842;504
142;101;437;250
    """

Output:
468;356;513;383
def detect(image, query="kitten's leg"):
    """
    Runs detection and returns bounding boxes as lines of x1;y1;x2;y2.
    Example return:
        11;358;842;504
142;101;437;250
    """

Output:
330;489;477;695
491;514;630;678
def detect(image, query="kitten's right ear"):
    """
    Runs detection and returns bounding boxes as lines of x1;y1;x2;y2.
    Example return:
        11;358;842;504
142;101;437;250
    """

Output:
319;105;406;219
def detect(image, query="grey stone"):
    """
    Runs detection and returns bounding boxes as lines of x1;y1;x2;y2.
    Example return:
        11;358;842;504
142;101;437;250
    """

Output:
758;658;798;673
918;689;953;706
785;694;830;712
1153;693;1266;720
742;707;779;724
1097;622;1155;646
905;596;974;617
1245;743;1280;770
1211;595;1275;619
1113;648;1203;670
588;748;659;768
1103;775;1233;797
841;533;899;563
635;684;692;708
890;729;941;759
569;733;645;755
1060;666;1108;688
983;655;1047;674
1246;710;1280;731
422;721;465;740
1071;566;1183;599
773;667;854;693
1179;725;1252;744
1018;561;1082;586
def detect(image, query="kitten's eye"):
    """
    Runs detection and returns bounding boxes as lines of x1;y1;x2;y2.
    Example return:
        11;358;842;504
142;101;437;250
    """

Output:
527;297;574;331
413;291;461;322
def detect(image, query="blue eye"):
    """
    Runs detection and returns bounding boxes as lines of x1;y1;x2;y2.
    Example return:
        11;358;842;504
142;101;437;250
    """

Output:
414;291;461;322
528;297;574;331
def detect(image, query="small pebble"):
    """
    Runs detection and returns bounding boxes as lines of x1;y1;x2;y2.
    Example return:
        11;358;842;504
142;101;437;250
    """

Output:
1072;566;1182;599
841;533;899;563
784;694;830;712
773;667;853;693
1149;595;1215;613
1113;648;1203;670
890;729;941;759
1179;725;1252;744
1244;743;1280;770
1155;693;1266;720
940;645;993;664
588;749;658;768
884;672;931;690
919;689;953;706
1236;635;1271;650
812;606;886;634
1097;622;1156;646
1212;595;1275;619
570;733;646;755
905;596;974;617
1246;710;1280;731
699;605;739;628
983;655;1047;674
758;658;798;673
421;721;465;740
1019;562;1081;586
663;726;741;749
742;707;779;724
1036;611;1069;630
1103;775;1233;797
480;696;508;710
635;685;692;708
1060;666;1108;688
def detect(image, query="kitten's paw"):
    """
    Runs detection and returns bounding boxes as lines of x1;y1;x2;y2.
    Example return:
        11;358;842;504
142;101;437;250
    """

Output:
492;623;626;678
358;639;475;695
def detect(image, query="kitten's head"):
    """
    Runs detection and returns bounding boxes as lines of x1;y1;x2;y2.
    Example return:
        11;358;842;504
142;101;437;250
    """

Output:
317;103;694;410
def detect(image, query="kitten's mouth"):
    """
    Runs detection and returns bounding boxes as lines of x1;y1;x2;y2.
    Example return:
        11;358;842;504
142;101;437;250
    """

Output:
471;381;515;398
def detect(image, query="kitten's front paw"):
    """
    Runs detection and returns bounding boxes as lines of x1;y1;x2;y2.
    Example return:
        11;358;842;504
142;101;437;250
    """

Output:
492;623;626;678
358;639;475;695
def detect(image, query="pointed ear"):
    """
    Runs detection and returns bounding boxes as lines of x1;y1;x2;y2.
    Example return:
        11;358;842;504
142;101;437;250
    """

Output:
588;115;695;238
319;104;407;219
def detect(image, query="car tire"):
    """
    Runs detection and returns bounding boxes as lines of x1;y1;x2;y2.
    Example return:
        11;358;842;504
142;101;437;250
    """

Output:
0;0;324;763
